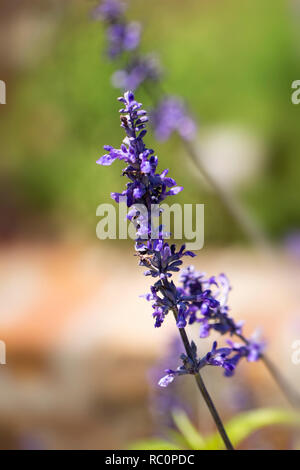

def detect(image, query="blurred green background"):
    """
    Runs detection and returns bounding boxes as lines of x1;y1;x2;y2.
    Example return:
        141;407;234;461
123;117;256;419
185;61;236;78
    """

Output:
0;0;299;243
0;0;300;450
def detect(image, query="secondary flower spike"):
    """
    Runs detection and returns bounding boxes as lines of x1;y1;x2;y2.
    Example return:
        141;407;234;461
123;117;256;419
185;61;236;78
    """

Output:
94;0;196;140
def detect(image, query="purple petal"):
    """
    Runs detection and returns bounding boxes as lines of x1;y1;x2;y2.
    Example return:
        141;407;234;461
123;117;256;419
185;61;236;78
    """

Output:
158;374;174;388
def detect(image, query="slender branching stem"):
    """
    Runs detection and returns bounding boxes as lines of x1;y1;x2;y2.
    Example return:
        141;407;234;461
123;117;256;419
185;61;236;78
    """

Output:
183;139;272;251
260;355;300;408
236;333;300;407
182;137;300;408
172;307;234;450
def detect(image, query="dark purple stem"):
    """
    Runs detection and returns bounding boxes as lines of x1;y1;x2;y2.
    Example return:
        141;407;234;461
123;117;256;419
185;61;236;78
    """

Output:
172;306;234;450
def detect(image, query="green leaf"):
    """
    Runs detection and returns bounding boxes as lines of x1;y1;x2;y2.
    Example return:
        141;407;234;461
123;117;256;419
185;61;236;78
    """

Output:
129;439;180;450
172;409;205;450
203;408;300;450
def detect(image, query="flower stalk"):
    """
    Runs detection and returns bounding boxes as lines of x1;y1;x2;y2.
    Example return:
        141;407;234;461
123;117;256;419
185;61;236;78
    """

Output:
96;90;250;449
93;0;300;409
172;306;234;450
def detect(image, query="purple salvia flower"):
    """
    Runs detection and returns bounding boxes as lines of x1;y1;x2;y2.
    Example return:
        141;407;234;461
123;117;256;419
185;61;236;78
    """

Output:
158;340;251;387
226;335;266;371
202;341;236;376
180;267;244;338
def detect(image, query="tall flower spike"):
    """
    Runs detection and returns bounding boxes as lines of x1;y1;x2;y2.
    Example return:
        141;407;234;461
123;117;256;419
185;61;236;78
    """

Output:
94;0;300;411
97;90;237;449
97;91;260;373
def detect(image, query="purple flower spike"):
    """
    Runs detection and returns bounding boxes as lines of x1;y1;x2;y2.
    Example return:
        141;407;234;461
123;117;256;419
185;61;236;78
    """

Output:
179;267;244;339
97;91;265;388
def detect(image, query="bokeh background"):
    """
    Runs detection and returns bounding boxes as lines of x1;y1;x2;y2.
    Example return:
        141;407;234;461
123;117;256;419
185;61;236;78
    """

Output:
0;0;300;449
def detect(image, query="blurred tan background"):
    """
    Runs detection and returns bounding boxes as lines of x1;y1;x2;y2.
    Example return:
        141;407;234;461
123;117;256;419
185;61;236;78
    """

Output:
0;0;300;449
